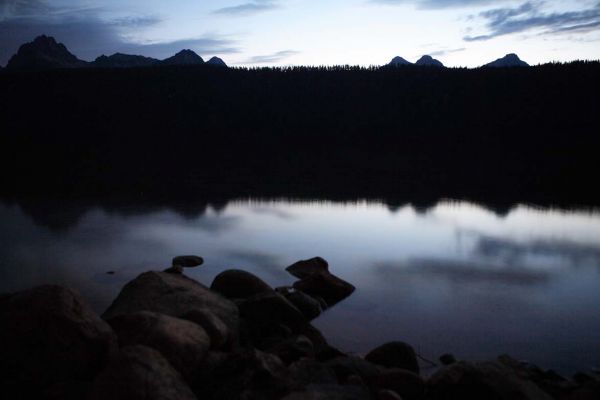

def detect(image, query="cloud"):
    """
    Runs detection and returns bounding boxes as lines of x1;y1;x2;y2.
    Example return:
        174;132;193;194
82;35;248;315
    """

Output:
464;1;600;41
428;47;466;56
0;1;240;64
213;0;280;16
369;0;511;9
242;49;300;64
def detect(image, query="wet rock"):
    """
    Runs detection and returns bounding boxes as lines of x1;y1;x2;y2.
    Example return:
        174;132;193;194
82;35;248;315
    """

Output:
326;356;382;382
0;285;116;395
88;345;196;400
286;257;329;279
286;290;323;320
289;358;338;387
211;269;274;299
293;271;355;306
365;341;419;375
427;360;553;400
239;291;307;331
172;255;204;267
106;311;210;381
102;271;239;336
282;384;372;400
368;368;424;399
439;353;457;365
181;308;231;349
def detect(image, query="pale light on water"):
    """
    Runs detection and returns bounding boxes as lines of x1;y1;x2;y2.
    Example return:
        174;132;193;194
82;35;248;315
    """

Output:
1;199;599;373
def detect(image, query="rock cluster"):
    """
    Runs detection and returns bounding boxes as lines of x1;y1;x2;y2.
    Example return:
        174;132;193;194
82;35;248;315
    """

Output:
1;256;598;399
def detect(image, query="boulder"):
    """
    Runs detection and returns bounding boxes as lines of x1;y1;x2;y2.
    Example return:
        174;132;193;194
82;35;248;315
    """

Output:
286;257;329;279
0;285;116;395
239;291;307;331
181;308;231;349
427;360;553;400
102;271;239;336
88;345;196;400
326;356;382;382
211;269;274;299
262;334;315;364
106;311;210;380
293;271;355;306
365;341;419;374
289;358;338;387
286;290;323;320
282;384;371;400
368;368;425;399
172;255;204;267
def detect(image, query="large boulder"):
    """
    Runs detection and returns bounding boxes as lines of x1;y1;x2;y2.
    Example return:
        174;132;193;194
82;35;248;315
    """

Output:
286;257;329;279
88;345;196;400
106;311;210;380
293;271;355;306
211;269;274;299
102;271;239;335
365;341;420;374
239;291;307;331
181;308;231;349
368;368;425;399
427;360;553;400
0;285;116;395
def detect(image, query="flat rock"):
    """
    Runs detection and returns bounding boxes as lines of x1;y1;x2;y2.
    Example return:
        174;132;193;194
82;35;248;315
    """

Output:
102;271;239;336
293;271;355;307
106;311;210;381
0;285;116;395
88;345;196;400
286;257;329;279
211;269;274;299
365;341;420;374
172;255;204;267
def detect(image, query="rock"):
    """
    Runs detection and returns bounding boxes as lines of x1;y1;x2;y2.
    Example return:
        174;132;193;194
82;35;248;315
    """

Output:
106;311;210;381
282;384;372;400
172;255;204;267
427;361;553;400
102;271;239;336
165;264;184;274
378;389;404;400
286;290;323;320
239;291;307;331
211;269;274;299
181;308;231;349
289;358;338;387
293;271;355;306
263;334;315;364
368;368;424;399
439;353;457;365
286;257;329;279
326;356;382;382
365;341;420;374
0;285;116;395
88;345;196;400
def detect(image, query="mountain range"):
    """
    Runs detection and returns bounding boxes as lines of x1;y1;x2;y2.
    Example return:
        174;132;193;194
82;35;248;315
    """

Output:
387;53;529;68
5;35;228;70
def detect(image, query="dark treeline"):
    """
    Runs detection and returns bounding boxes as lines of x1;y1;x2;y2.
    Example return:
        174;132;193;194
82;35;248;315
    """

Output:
1;62;599;209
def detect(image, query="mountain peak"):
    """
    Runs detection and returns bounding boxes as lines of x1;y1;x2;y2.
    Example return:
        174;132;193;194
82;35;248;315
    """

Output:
162;49;204;66
207;56;227;67
7;35;86;69
388;56;412;66
484;53;529;68
415;55;444;67
92;53;159;68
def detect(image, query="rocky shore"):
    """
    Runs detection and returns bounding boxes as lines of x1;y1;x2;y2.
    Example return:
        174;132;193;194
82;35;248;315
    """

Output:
1;256;598;400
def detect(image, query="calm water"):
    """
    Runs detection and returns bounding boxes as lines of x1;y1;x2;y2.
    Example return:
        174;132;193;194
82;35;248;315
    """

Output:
1;199;599;373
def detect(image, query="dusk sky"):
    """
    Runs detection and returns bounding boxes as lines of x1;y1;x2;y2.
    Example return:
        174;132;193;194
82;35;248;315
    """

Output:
1;0;599;67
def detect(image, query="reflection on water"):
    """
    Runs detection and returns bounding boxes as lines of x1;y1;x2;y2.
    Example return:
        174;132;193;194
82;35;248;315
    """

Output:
1;199;599;373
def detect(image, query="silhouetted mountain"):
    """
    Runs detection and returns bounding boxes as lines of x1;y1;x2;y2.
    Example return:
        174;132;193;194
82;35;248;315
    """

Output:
6;35;87;70
484;53;529;68
162;49;204;66
92;53;160;68
206;56;227;67
388;56;412;66
415;55;444;67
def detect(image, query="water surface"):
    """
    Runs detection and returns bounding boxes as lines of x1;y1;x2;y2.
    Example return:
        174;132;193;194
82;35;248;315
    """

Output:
1;199;599;373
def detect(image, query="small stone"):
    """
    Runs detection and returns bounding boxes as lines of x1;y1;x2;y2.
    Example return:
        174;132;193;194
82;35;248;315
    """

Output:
164;265;184;274
172;255;204;267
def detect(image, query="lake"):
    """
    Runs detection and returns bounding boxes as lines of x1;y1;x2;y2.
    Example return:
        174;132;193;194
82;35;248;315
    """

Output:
1;198;599;374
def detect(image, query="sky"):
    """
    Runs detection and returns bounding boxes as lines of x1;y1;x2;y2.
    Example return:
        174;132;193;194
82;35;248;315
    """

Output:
1;0;599;67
